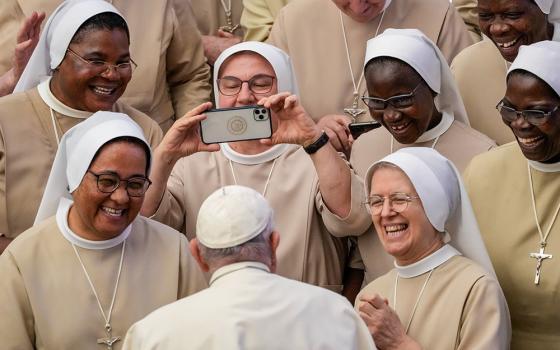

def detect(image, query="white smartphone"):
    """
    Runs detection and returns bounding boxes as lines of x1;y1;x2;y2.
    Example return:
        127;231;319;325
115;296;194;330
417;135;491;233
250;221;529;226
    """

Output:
200;105;273;144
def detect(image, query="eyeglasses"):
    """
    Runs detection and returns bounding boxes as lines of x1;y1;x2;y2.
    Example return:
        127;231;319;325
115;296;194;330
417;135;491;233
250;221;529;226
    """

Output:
365;193;419;216
217;74;275;96
496;100;559;126
87;171;151;197
361;83;422;111
66;48;137;75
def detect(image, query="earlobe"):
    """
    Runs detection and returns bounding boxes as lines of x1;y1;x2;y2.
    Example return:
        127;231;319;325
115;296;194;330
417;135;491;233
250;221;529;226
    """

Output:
189;239;210;272
269;231;280;273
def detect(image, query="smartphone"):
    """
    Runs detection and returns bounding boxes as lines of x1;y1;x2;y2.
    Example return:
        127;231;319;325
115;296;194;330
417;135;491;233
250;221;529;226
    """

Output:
200;105;272;144
348;121;382;139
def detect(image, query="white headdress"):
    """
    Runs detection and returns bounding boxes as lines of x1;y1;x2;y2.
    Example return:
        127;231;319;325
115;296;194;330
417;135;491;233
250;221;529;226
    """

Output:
364;147;496;275
14;0;123;92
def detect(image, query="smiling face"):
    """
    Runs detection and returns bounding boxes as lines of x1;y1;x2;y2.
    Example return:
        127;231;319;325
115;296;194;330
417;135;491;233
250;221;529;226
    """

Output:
50;28;132;112
478;0;551;62
504;71;560;163
364;58;441;144
68;140;148;241
331;0;386;22
370;166;443;266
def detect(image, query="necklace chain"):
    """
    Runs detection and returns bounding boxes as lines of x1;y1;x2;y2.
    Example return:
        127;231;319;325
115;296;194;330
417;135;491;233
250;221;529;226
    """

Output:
72;240;126;330
528;164;560;247
229;158;277;197
393;269;434;333
219;0;239;33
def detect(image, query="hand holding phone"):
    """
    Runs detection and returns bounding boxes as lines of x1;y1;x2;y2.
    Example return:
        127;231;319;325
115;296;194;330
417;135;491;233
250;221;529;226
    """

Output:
200;105;272;144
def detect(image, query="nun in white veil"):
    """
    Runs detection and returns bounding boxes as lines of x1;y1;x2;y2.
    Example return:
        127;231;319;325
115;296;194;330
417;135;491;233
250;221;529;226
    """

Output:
356;147;511;350
0;111;204;350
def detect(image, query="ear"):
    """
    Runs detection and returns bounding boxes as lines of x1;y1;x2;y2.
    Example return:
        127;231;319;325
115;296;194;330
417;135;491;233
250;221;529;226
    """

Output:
189;239;210;272
269;231;280;273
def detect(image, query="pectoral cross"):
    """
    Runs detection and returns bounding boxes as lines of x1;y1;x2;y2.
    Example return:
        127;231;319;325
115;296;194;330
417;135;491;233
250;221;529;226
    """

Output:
529;244;552;285
344;93;366;120
219;11;240;34
97;324;120;350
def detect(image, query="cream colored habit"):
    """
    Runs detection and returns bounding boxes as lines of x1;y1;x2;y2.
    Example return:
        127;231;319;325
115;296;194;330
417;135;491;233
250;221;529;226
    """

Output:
357;253;511;349
123;262;376;350
191;0;245;36
464;143;560;349
0;0;211;130
451;39;514;145
0;87;162;238
152;145;370;291
241;0;291;42
452;0;482;42
267;0;474;121
0;216;207;350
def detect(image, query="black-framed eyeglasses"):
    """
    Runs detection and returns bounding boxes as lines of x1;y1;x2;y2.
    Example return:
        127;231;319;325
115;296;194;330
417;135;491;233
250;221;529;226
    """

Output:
87;171;151;197
217;74;275;96
496;100;559;126
66;48;138;75
361;83;423;111
364;193;419;216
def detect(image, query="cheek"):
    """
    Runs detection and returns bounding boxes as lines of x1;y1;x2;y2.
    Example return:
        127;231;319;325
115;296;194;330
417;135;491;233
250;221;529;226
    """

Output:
218;95;236;108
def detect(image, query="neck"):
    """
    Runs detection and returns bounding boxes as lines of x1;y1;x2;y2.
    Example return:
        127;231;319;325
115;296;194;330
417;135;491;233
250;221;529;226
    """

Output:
396;235;445;266
547;22;555;41
49;77;82;111
426;109;443;132
229;139;272;155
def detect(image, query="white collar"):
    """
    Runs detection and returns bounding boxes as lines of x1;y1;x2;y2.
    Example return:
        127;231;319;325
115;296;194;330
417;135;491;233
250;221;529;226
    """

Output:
528;159;560;173
395;244;461;278
209;261;270;285
221;143;290;165
56;197;132;250
554;23;560;41
38;77;92;119
415;111;453;143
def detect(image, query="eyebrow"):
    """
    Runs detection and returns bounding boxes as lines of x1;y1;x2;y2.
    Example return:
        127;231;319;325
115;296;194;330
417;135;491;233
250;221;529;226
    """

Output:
92;170;147;178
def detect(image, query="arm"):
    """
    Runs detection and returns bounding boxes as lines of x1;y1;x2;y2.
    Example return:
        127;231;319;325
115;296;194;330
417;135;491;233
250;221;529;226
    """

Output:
0;11;45;97
201;30;242;65
166;1;212;118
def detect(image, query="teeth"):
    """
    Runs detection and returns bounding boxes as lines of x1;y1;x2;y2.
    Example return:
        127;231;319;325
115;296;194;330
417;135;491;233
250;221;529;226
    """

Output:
102;207;124;217
497;38;519;48
517;136;544;146
92;86;115;95
390;122;410;131
385;224;407;235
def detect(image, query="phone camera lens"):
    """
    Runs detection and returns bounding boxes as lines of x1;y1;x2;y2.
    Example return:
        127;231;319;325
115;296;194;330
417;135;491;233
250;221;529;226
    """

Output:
255;110;261;115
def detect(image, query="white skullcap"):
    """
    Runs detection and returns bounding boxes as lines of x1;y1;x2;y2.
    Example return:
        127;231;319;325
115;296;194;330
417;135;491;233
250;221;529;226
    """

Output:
34;111;150;224
14;0;123;92
364;147;496;276
213;41;300;107
363;28;469;125
508;41;560;97
196;185;274;249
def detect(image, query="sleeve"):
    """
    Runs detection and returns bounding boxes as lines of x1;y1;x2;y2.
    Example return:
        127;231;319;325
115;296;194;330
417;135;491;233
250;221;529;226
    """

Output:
166;1;212;118
436;4;476;64
150;160;189;233
348;237;366;270
265;5;289;52
241;0;276;42
451;0;482;42
178;234;209;298
316;169;371;238
0;0;23;75
457;276;512;350
0;251;35;350
122;322;149;350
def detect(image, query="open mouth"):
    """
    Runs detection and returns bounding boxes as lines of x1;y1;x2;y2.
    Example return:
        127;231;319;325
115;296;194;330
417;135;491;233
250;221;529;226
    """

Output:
495;36;523;59
388;120;412;135
385;223;408;238
101;206;126;217
91;85;118;96
517;135;545;149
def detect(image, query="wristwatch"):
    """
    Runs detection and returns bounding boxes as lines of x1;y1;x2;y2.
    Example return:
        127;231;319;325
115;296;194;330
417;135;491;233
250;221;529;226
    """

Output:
304;131;329;154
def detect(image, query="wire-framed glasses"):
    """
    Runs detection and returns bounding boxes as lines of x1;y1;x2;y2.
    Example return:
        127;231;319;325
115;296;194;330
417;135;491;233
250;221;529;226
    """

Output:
361;83;422;111
217;74;275;96
66;48;137;75
496;100;558;126
87;171;151;197
365;193;419;216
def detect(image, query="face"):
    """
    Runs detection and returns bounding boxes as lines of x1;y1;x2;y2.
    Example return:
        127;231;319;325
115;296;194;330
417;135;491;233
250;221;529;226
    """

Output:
370;166;442;266
503;73;560;163
331;0;386;22
364;60;440;144
50;28;132;112
68;141;148;241
478;0;550;62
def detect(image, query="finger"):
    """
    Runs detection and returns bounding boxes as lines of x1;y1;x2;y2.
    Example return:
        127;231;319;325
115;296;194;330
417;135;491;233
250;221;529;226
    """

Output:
369;293;389;309
324;129;343;151
283;94;298;110
217;29;234;38
182;102;212;119
173;113;208;132
199;143;221;153
266;92;291;110
357;300;377;315
331;123;351;150
260;138;273;146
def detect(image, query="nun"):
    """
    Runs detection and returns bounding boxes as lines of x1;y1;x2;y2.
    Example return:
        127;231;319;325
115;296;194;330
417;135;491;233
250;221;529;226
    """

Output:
0;112;205;350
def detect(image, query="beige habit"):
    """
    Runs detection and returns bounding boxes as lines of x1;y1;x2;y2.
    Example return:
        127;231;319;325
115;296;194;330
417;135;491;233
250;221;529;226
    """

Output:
0;84;162;238
241;0;291;42
152;145;368;291
191;0;245;37
267;0;474;122
464;143;560;349
0;0;211;131
0;214;206;350
452;0;482;42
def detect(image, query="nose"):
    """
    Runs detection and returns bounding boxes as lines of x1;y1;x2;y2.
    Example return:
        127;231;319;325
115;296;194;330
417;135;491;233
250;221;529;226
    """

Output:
489;19;511;38
383;105;402;122
507;113;532;131
109;183;130;204
236;81;256;106
379;198;395;217
100;65;121;80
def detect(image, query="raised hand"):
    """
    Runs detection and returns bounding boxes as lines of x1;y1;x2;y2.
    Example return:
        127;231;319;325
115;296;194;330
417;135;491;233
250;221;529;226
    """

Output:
156;102;220;164
258;92;322;147
13;11;45;80
317;114;353;152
